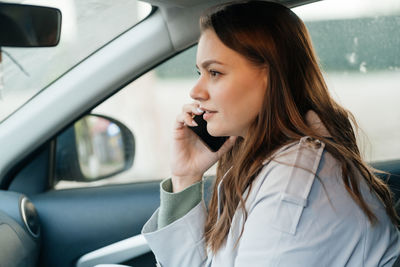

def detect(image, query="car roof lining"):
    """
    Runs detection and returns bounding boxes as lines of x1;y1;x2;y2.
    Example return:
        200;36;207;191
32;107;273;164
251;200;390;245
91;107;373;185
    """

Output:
152;0;321;51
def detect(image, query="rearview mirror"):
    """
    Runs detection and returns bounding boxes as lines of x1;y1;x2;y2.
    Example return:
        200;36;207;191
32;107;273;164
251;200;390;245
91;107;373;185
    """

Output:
0;3;61;47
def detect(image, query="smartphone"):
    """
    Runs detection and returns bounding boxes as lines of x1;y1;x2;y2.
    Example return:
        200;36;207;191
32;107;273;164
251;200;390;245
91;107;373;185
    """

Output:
188;114;229;152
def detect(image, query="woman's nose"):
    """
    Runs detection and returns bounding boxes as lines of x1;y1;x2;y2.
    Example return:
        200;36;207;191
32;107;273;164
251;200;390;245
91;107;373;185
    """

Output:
190;81;209;101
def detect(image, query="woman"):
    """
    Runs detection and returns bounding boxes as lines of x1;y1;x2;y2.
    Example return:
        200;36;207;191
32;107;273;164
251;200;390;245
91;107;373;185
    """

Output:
142;1;400;266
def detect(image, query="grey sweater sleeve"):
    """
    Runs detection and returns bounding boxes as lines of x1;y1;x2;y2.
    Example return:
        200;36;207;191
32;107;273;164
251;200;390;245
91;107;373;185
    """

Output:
157;178;204;229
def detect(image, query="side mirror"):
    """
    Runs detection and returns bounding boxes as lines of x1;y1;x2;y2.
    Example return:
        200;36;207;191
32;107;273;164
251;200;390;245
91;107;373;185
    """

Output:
55;114;135;182
0;3;61;47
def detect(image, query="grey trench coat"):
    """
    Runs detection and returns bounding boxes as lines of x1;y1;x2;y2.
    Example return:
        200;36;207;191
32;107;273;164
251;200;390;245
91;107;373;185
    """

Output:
142;136;400;267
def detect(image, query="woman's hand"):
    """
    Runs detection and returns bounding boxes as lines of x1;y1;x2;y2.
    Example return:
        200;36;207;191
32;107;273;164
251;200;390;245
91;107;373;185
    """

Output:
170;103;236;192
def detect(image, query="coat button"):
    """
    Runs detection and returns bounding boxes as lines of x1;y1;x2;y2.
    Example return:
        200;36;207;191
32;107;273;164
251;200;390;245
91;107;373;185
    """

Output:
305;136;314;143
305;136;322;149
314;139;322;148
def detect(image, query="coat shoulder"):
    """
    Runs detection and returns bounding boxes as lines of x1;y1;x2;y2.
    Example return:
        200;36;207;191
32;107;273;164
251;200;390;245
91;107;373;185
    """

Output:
257;136;329;193
243;137;328;234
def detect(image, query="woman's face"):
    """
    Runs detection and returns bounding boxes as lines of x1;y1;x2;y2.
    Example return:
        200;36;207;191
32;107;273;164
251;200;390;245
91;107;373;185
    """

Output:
191;29;268;138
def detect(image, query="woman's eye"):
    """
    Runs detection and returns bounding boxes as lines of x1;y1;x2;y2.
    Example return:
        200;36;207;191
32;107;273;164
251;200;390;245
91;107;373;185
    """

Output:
196;69;221;77
209;70;220;77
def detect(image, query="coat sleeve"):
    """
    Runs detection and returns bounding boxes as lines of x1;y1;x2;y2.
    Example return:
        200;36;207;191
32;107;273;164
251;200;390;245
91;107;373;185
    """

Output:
157;178;203;229
141;178;209;267
142;201;209;267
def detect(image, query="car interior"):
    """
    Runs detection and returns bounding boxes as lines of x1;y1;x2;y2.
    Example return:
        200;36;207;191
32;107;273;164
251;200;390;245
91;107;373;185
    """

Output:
0;0;399;266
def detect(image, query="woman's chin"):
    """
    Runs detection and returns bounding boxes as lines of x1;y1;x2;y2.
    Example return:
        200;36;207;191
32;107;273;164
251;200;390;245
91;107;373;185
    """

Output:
207;125;221;137
207;125;228;137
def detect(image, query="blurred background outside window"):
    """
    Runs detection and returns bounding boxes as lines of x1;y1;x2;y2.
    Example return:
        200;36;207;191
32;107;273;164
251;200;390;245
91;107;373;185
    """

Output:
34;0;399;188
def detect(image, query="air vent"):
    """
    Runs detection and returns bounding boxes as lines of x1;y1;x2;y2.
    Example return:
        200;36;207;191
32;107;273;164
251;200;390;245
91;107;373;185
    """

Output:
20;197;40;238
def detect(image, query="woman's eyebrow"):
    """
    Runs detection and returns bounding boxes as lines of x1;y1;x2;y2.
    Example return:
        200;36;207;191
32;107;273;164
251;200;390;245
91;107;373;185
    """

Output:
196;59;224;69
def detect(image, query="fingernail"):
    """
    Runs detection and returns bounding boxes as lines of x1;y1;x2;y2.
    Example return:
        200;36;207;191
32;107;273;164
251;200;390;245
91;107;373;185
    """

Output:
192;120;198;126
196;108;204;114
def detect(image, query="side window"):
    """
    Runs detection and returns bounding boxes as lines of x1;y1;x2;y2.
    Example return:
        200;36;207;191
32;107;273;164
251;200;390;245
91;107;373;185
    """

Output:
55;0;400;189
55;46;201;189
293;0;400;162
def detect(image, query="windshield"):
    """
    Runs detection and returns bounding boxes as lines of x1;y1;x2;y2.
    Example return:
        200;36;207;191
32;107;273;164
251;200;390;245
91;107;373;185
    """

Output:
0;0;151;122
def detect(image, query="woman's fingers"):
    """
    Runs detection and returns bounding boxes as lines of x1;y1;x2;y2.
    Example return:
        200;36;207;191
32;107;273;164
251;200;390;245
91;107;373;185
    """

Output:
182;103;204;116
175;103;204;129
175;112;197;129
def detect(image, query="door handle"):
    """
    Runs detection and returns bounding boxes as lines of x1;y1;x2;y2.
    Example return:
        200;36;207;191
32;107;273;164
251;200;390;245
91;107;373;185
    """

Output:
76;234;150;267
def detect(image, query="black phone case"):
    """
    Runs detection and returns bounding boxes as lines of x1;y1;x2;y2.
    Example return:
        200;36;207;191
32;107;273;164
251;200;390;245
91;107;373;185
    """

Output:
189;114;229;152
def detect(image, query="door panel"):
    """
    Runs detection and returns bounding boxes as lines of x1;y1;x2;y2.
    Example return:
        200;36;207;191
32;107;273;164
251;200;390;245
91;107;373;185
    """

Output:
31;181;160;267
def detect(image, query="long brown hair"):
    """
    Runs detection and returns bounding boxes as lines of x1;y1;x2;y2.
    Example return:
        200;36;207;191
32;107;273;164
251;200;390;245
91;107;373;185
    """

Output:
201;1;398;253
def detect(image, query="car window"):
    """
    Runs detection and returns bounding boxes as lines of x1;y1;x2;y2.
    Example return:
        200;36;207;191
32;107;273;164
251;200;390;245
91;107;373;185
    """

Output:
293;0;400;162
55;46;199;189
0;0;151;122
55;0;400;189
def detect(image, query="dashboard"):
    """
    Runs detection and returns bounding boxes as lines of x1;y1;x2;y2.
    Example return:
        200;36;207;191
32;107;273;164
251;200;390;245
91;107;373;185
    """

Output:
0;191;40;266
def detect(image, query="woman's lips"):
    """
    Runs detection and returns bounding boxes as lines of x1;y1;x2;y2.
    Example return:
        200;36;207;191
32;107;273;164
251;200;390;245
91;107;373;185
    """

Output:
198;107;217;120
203;110;217;120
